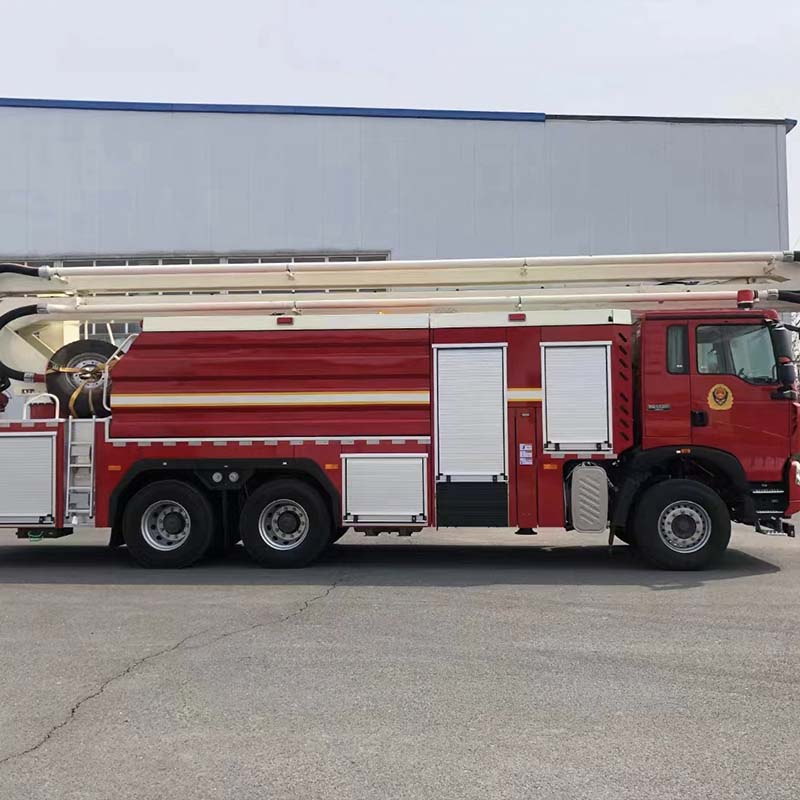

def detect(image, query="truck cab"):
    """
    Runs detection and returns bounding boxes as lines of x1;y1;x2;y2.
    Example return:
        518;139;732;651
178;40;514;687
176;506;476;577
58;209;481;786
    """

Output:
629;309;800;541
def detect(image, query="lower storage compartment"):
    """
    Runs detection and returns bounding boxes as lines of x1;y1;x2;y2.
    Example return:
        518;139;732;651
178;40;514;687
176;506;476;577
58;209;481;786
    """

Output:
436;481;508;527
342;454;428;525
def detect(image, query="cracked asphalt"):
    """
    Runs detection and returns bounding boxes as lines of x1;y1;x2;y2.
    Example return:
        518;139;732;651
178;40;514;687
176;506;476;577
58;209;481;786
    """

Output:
0;526;798;800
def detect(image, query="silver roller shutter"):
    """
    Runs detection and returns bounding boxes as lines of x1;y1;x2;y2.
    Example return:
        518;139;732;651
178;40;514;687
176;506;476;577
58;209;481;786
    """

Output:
343;455;427;524
542;342;612;451
435;346;507;481
0;434;56;523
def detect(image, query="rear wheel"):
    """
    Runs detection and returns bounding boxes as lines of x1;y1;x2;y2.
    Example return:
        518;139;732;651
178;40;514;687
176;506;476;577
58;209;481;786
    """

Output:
240;479;331;568
632;479;730;570
122;480;214;568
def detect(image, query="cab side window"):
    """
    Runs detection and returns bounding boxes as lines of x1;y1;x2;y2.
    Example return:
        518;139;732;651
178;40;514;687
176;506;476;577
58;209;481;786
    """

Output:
666;325;688;374
695;324;777;384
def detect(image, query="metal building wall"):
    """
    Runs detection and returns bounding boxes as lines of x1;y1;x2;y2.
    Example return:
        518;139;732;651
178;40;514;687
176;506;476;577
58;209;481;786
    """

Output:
0;103;791;260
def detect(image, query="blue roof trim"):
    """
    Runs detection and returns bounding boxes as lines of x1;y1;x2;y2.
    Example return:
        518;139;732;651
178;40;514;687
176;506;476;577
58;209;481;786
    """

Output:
0;97;546;122
0;98;792;131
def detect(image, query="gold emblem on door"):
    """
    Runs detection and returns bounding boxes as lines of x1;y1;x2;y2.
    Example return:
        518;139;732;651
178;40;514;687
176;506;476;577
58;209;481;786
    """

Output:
707;383;733;411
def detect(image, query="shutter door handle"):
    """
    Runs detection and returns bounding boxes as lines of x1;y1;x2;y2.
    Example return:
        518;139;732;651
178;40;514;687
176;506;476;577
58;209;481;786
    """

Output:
691;410;708;427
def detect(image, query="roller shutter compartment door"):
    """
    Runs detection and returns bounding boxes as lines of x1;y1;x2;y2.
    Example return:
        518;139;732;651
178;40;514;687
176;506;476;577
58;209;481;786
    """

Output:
435;346;507;481
434;346;508;526
0;434;56;523
542;343;612;452
343;455;427;524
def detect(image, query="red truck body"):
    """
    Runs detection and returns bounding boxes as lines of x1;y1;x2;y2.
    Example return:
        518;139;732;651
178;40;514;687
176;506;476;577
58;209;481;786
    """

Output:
3;306;798;569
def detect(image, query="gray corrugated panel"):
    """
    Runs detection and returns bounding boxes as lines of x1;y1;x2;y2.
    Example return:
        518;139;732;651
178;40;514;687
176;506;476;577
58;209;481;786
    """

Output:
0;107;789;259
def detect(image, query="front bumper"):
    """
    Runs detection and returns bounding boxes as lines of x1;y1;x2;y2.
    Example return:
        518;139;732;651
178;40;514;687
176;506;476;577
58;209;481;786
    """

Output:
786;460;800;518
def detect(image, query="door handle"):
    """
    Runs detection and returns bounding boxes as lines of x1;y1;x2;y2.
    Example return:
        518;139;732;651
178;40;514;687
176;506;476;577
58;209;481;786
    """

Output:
691;410;708;427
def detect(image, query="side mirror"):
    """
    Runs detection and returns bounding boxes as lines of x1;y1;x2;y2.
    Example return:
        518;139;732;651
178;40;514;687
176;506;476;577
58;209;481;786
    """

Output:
778;361;798;387
772;361;798;400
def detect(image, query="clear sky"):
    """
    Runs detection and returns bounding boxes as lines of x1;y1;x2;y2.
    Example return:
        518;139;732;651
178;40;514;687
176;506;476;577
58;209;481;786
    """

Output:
2;0;798;247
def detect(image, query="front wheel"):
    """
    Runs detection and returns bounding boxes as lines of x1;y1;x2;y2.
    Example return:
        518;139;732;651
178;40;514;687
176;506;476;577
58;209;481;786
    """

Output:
240;479;331;568
632;479;731;570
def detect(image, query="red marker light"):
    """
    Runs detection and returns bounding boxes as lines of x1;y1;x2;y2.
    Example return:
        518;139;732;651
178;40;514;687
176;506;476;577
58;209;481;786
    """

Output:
736;289;756;309
276;316;294;325
508;313;526;322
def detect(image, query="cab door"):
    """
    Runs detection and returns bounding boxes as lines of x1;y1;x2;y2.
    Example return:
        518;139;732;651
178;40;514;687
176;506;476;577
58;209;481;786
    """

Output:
688;320;790;482
641;319;692;447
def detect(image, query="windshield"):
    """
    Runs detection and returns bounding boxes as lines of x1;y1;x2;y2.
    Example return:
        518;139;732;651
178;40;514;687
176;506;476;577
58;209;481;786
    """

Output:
696;324;777;384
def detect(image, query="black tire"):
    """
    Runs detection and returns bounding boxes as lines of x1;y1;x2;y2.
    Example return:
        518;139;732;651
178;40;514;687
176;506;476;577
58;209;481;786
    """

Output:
46;339;117;418
632;479;730;570
240;479;331;568
122;480;214;568
329;526;350;544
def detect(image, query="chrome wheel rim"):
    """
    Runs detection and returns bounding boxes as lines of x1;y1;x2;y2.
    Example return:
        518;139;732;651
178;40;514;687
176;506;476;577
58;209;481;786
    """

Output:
65;354;107;390
258;500;309;550
657;501;712;553
141;500;191;551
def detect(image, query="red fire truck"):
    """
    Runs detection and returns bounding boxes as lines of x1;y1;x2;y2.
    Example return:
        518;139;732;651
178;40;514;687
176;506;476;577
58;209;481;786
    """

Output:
0;251;798;570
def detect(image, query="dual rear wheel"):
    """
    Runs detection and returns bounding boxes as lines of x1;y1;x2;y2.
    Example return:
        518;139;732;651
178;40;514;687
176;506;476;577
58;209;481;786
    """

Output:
122;478;332;569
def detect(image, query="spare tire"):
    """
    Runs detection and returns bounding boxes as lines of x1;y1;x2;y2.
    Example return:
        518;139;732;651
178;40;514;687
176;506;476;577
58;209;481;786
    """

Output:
45;339;118;418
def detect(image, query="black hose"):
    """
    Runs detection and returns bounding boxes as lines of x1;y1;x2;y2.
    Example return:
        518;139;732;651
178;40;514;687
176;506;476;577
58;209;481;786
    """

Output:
0;304;44;382
777;290;800;305
0;262;42;278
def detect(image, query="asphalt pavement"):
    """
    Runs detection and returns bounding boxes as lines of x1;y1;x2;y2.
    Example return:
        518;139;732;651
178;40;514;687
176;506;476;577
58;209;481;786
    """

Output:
0;526;798;800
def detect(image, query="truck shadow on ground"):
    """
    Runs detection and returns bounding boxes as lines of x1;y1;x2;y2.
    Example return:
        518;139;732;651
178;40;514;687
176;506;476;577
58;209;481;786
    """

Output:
0;539;780;591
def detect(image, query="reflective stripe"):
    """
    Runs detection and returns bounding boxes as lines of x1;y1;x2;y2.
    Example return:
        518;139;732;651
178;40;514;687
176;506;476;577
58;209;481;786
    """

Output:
111;390;431;408
508;388;542;401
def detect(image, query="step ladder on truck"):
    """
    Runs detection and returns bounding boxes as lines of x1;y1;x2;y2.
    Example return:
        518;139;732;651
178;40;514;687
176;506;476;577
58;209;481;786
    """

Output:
0;249;799;570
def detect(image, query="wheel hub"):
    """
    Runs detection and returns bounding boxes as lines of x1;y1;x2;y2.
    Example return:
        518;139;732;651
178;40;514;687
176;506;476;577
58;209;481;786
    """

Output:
162;511;186;536
276;511;300;535
66;355;106;390
672;513;697;539
657;501;712;553
141;501;192;551
258;500;309;550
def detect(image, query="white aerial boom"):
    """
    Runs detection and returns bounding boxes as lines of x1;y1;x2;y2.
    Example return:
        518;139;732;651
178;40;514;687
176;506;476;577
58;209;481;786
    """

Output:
1;249;799;299
0;249;798;389
0;249;797;321
0;249;797;417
